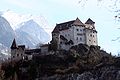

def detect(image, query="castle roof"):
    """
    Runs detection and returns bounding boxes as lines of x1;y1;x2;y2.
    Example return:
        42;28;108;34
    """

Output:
52;18;84;33
11;39;17;49
18;45;25;50
41;44;49;47
25;49;41;55
85;18;95;24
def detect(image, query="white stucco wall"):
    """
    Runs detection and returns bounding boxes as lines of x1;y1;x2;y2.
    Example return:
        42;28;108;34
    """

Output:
85;29;98;46
52;23;98;50
60;28;73;41
72;25;86;45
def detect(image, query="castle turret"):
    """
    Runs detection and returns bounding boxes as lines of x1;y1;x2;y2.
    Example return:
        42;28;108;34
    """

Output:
11;39;18;59
85;18;95;29
11;39;25;60
11;39;17;49
85;18;98;46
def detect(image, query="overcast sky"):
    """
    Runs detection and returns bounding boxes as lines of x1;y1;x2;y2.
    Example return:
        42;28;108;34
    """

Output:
0;0;120;55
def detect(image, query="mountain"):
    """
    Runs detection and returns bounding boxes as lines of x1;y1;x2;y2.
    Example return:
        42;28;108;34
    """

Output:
0;10;52;48
0;16;15;47
2;10;52;35
15;19;50;48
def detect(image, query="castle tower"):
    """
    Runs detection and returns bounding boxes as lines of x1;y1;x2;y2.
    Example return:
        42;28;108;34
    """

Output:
11;39;26;60
85;18;98;46
51;25;60;50
11;39;18;59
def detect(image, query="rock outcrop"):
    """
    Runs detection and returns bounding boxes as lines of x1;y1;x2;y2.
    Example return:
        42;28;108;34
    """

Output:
1;44;120;80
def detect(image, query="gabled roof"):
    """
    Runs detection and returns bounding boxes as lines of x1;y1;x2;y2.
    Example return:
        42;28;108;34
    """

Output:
52;26;60;33
11;39;17;49
73;17;84;26
52;20;74;33
18;45;25;50
85;18;95;24
52;18;84;33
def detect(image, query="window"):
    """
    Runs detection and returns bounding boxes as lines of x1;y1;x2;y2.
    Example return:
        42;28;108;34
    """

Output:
93;35;94;37
76;29;79;31
65;34;67;37
76;37;78;40
89;40;91;41
90;34;92;37
77;33;82;36
80;38;82;41
13;56;15;58
80;29;82;31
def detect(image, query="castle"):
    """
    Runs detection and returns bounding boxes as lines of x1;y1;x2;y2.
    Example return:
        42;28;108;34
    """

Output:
51;18;98;50
10;39;41;60
10;17;98;60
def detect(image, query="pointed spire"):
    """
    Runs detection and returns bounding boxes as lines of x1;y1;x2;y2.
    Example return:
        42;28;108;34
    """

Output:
73;17;84;26
11;39;17;49
85;18;95;24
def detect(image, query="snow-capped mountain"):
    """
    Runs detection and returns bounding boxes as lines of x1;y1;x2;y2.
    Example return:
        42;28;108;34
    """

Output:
0;10;53;60
0;10;52;48
15;19;50;48
2;10;52;35
0;16;15;47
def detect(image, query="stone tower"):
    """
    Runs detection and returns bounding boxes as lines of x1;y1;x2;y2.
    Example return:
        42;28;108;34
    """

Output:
11;39;17;59
11;39;25;60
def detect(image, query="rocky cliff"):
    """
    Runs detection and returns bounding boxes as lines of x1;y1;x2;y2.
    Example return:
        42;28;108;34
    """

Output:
1;44;120;80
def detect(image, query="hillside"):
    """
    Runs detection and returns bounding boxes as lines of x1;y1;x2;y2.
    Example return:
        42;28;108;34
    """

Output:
1;44;120;80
